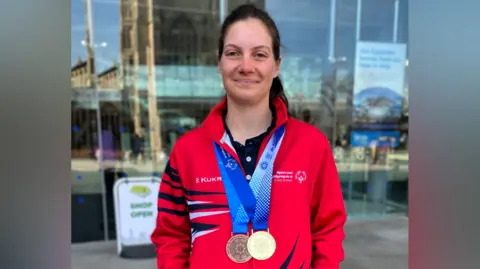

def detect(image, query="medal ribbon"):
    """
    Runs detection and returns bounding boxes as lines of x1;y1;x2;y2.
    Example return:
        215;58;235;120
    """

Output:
213;125;285;234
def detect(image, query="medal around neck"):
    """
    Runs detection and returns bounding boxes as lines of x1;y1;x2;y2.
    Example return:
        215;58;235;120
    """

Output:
247;231;276;260
214;125;286;263
226;234;252;263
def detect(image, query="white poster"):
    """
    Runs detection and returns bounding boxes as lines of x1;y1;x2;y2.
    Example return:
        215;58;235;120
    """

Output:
353;42;407;125
113;177;161;251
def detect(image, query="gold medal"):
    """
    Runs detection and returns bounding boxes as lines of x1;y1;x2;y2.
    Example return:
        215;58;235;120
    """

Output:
247;231;276;260
226;234;251;263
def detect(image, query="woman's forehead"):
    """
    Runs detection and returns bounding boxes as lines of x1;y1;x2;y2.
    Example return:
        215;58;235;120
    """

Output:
224;19;272;49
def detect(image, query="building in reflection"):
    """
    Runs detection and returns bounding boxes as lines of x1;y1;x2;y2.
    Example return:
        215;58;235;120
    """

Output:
72;0;408;157
116;0;363;147
71;58;93;88
71;0;409;244
118;0;267;154
71;58;120;89
120;0;266;67
71;59;125;158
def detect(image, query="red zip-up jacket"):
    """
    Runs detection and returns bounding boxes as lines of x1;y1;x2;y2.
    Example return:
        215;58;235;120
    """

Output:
151;97;347;269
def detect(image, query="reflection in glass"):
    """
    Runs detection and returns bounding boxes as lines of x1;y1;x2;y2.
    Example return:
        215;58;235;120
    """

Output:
71;0;408;243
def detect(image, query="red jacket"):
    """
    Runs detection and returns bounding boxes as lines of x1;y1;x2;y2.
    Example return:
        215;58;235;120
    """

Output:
151;97;347;269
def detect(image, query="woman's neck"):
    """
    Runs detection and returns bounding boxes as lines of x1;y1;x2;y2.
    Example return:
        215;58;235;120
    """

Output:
225;97;272;145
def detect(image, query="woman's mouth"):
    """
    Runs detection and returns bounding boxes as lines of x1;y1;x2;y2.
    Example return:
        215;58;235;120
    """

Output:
233;79;259;85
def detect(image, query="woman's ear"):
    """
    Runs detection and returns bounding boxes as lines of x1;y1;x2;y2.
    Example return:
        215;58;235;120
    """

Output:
217;51;222;74
274;56;282;78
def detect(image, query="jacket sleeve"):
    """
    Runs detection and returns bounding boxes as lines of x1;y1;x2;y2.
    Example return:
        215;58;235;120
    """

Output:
310;142;347;269
151;148;191;269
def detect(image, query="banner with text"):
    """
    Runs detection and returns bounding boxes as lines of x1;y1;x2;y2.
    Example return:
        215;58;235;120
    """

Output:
113;177;161;252
353;42;407;128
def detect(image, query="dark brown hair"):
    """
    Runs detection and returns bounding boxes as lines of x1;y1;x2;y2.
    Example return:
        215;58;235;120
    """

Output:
217;4;289;110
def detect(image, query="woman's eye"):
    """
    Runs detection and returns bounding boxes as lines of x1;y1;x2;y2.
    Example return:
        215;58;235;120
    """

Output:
255;53;267;58
225;51;239;57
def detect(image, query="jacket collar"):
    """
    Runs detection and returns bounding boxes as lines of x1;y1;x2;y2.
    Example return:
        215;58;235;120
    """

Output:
201;96;289;143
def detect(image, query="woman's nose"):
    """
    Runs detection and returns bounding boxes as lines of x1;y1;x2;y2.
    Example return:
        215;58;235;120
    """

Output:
238;57;255;73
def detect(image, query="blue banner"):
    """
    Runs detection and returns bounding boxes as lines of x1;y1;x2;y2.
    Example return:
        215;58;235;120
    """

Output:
353;42;407;125
350;131;400;147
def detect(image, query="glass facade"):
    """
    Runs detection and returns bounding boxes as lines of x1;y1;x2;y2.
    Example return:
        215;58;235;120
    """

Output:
71;0;408;243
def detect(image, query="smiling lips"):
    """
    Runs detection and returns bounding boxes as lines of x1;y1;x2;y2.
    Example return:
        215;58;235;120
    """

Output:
233;79;259;85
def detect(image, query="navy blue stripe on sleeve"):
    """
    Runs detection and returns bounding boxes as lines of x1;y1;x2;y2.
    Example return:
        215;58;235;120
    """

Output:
157;207;188;217
164;160;181;183
158;192;186;205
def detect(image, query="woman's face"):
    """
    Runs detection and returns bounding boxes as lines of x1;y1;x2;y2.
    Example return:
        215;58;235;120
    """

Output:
218;18;281;105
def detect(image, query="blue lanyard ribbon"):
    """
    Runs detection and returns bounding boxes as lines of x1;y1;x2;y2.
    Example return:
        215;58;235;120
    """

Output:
213;125;285;234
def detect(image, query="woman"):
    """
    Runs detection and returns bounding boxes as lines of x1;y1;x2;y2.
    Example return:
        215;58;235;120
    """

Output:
151;4;346;269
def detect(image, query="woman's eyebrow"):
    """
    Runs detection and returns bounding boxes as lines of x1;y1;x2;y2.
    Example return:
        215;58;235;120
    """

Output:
224;44;271;52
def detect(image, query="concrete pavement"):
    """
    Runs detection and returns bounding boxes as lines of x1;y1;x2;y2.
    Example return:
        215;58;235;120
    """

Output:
71;216;408;269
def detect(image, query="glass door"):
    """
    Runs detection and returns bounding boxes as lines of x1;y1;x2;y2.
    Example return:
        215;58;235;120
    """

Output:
333;0;409;217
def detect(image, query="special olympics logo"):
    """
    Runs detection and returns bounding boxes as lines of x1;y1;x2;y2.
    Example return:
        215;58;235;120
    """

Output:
295;171;307;184
226;159;238;170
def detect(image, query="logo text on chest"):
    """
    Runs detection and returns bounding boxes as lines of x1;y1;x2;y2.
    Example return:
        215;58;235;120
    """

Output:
196;177;222;184
273;170;307;183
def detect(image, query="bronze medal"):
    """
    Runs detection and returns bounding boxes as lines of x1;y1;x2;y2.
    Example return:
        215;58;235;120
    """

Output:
226;234;251;263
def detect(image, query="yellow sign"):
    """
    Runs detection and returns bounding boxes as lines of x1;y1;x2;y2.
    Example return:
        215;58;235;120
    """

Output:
129;185;151;198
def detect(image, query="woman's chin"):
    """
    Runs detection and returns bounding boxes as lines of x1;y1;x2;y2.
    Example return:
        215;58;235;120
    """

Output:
227;90;267;105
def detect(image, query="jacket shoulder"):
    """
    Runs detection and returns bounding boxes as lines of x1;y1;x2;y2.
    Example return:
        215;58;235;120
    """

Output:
169;126;210;155
286;118;330;146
